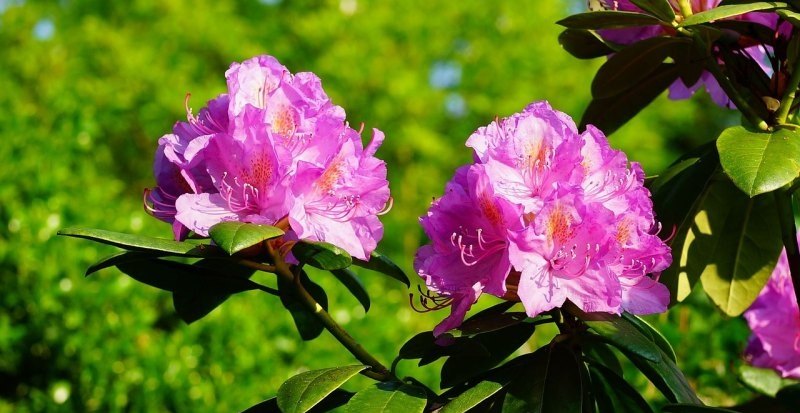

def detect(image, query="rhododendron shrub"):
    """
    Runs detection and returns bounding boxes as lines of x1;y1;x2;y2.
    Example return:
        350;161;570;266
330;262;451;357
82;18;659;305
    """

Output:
60;1;800;411
415;102;671;336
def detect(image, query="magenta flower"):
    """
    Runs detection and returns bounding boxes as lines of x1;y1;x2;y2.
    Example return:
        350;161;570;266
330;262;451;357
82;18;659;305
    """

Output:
415;101;671;335
147;55;390;260
595;0;780;109
744;247;800;379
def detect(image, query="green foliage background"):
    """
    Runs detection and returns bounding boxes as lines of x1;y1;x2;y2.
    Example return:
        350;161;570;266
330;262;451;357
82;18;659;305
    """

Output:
0;0;755;411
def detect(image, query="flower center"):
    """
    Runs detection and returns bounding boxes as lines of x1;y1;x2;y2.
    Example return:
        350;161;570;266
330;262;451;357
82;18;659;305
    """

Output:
271;105;297;137
547;205;573;244
479;195;502;226
317;157;345;195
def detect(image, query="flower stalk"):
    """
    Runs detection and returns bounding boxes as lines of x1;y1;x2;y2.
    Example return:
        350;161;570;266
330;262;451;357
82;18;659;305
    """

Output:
776;59;800;125
267;243;395;382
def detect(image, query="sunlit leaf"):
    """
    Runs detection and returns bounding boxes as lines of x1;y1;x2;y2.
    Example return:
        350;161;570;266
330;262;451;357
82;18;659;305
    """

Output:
681;3;788;27
293;240;352;270
208;221;284;256
59;227;223;257
622;313;676;363
277;365;366;413
631;0;676;21
343;382;427;413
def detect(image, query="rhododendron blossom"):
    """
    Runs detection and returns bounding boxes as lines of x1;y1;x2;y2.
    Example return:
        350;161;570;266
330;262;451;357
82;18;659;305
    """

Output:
415;101;671;335
145;55;390;260
596;0;783;108
744;246;800;379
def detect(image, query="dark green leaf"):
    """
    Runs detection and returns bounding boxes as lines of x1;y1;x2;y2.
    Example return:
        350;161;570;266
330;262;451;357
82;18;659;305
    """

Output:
330;268;370;312
649;143;719;303
352;251;410;287
240;397;279;413
241;390;355;413
557;11;662;30
441;322;536;388
208;221;284;256
692;178;783;316
441;377;510;413
457;312;528;336
503;344;584;413
583;338;624;377
558;29;615;59
622;313;676;363
661;404;738;413
717;126;800;197
86;250;165;276
624;349;701;404
569;306;662;363
631;0;676;21
278;270;329;340
343;382;427;413
778;9;800;27
776;383;800;411
59;227;223;257
398;332;439;360
293;240;352;270
114;258;261;324
580;63;681;135
681;3;788;27
590;363;654;413
592;37;689;99
277;365;366;413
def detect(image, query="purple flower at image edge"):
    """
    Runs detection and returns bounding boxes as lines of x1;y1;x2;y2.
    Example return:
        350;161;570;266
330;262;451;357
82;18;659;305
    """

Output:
744;244;800;379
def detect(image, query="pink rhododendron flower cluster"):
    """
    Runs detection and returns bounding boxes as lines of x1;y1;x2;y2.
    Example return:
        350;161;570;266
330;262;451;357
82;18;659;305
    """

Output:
744;246;800;379
597;0;783;108
414;101;671;336
145;55;390;260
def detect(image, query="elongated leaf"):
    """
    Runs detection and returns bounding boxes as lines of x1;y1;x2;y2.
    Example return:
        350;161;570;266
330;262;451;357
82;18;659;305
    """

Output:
693;178;783;316
331;268;370;312
86;250;165;276
717;126;800;197
681;3;788;27
661;405;738;413
590;363;654;413
649;144;719;303
581;63;681;135
558;29;615;59
59;227;223;257
624;348;701;404
739;365;786;396
622;313;676;363
503;345;585;413
115;258;261;324
343;382;427;413
278;271;329;341
277;365;366;413
441;378;509;413
352;251;410;287
457;312;528;336
583;338;624;376
631;0;676;21
778;9;800;27
208;222;284;255
440;322;536;388
557;11;662;29
241;390;354;413
569;307;661;363
592;37;689;99
293;240;352;270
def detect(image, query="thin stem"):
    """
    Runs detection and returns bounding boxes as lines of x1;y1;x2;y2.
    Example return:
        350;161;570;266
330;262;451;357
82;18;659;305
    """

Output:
236;259;276;273
689;32;770;131
776;61;800;125
268;244;395;382
775;189;800;311
254;284;280;296
676;0;693;18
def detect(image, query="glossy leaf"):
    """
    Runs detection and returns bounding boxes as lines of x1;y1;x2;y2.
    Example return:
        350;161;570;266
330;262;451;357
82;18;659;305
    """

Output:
681;3;788;27
557;11;662;29
352;251;410;287
441;377;510;413
649;144;719;303
503;345;585;413
343;382;427;413
208;222;284;256
622;313;677;363
278;270;329;340
570;307;662;363
661;405;738;413
115;258;261;324
777;9;800;27
624;349;701;404
583;338;624;377
739;365;787;397
440;322;536;388
590;363;654;413
457;312;528;336
59;227;223;257
293;240;352;270
558;29;615;59
277;365;366;413
716;126;800;197
592;37;689;99
241;390;354;413
693;178;783;316
86;250;164;276
631;0;676;21
331;268;370;312
580;63;681;135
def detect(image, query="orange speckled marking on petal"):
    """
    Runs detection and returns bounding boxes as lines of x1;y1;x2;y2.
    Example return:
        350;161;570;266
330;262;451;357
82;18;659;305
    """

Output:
547;204;573;244
271;105;297;137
